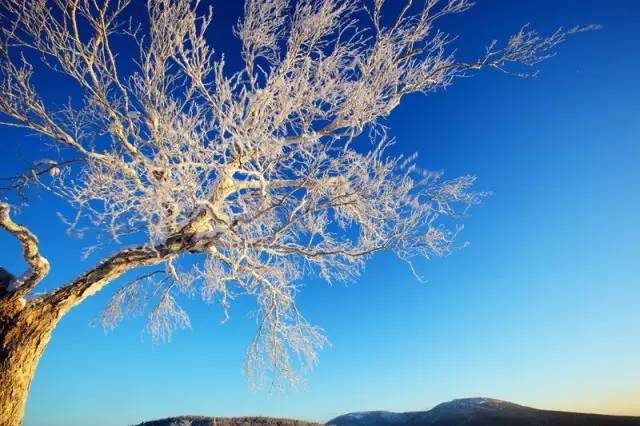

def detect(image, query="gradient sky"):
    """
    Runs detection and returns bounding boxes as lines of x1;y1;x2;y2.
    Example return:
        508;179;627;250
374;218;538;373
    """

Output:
1;1;639;425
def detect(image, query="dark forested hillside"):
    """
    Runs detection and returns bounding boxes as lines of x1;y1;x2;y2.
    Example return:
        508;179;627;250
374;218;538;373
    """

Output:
134;416;320;426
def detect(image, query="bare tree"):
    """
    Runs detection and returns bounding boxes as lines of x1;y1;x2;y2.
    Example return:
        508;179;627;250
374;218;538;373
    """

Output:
0;0;595;424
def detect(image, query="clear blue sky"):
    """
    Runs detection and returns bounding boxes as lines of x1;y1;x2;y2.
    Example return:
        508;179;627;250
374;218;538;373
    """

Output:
1;1;638;425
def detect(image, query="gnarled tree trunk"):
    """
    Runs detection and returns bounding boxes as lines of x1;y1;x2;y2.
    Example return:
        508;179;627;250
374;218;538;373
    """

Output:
0;204;194;425
0;239;181;426
0;297;62;426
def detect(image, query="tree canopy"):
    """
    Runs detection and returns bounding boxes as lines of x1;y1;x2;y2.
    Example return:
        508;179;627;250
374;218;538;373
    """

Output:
0;0;594;386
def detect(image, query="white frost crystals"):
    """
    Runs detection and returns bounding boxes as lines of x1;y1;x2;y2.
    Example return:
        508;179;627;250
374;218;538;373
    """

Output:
0;0;593;386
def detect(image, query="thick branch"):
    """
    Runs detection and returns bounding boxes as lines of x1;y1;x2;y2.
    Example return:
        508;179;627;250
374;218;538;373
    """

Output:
43;233;199;312
0;202;49;297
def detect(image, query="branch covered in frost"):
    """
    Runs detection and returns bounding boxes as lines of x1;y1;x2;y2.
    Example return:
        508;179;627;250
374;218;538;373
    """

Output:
147;291;191;343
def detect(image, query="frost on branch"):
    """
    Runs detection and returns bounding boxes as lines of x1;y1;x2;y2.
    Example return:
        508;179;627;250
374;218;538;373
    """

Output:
0;0;594;385
147;292;192;343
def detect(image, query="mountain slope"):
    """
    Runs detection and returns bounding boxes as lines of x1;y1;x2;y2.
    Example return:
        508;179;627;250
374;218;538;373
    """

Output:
327;398;640;426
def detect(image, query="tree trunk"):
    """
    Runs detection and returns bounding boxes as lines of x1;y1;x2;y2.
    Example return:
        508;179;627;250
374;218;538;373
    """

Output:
0;239;182;425
0;298;62;426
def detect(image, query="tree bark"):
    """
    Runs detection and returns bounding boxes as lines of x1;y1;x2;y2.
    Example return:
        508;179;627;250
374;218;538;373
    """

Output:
0;298;61;426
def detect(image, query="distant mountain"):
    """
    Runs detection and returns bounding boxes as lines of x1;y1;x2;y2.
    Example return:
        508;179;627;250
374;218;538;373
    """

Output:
133;416;320;426
327;397;640;426
134;398;640;426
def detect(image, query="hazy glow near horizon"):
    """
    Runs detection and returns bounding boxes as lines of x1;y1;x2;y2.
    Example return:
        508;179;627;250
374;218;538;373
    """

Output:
1;1;638;425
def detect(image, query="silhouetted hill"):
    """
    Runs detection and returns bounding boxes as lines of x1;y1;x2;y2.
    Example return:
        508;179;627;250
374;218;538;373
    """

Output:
133;416;320;426
327;397;640;426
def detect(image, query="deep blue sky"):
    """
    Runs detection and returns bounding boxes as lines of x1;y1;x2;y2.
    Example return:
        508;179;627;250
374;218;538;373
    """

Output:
1;1;639;425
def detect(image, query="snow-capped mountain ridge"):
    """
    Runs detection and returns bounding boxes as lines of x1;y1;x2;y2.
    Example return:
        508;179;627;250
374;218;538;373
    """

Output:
327;397;640;426
429;397;524;412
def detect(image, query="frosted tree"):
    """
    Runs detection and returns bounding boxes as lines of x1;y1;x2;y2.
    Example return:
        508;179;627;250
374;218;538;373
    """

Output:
0;0;594;424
